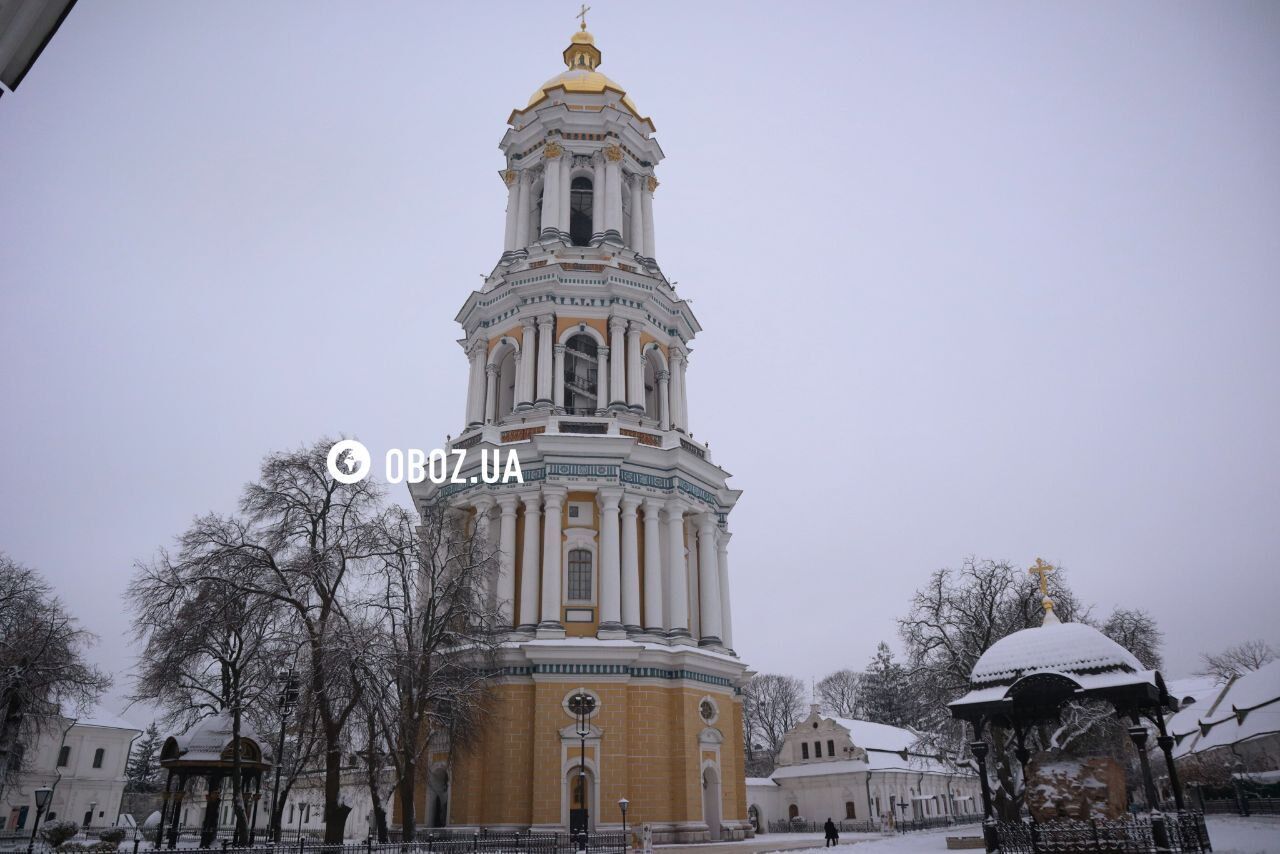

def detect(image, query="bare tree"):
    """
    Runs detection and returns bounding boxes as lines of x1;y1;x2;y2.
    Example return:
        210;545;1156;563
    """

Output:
816;669;863;719
359;502;502;842
129;541;292;843
145;440;382;843
742;673;805;776
1195;639;1277;683
1101;608;1163;671
0;555;109;796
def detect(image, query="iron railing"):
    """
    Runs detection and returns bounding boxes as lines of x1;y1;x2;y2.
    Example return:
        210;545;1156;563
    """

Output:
895;814;984;834
1201;797;1280;816
993;812;1212;854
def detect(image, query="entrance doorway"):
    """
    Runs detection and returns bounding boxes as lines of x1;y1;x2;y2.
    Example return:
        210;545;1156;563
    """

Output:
701;766;721;841
567;768;594;834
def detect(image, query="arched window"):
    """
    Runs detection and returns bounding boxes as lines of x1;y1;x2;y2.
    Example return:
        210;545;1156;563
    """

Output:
92;748;104;768
845;801;857;820
570;177;593;246
57;746;70;767
496;347;517;417
567;548;593;601
563;334;599;415
800;743;809;760
827;739;835;756
787;804;799;820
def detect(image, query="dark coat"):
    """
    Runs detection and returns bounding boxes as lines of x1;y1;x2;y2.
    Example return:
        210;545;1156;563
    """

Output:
824;819;838;839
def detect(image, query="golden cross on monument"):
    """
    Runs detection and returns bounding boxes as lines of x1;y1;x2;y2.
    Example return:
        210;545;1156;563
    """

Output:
576;4;591;30
1029;558;1055;597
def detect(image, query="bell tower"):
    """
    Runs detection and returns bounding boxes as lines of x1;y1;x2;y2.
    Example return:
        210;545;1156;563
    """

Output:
409;20;750;843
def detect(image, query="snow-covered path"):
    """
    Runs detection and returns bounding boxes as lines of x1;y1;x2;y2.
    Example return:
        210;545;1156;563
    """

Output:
688;816;1280;854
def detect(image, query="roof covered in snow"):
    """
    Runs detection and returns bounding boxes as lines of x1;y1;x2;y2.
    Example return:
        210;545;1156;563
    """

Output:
161;712;273;766
970;621;1144;687
1170;660;1280;759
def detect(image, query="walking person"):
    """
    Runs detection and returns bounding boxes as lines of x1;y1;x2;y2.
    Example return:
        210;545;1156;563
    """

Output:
824;818;839;848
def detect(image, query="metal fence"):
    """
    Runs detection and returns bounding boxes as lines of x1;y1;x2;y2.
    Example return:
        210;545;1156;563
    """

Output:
170;833;628;854
993;812;1212;854
1201;797;1280;816
895;814;984;834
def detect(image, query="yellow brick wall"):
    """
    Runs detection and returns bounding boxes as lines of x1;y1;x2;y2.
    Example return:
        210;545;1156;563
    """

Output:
441;680;745;830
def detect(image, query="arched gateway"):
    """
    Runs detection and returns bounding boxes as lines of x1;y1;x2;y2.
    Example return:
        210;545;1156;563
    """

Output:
406;19;750;846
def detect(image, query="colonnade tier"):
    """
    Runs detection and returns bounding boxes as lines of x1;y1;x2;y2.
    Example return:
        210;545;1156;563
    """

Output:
464;316;688;432
466;485;733;651
503;146;657;258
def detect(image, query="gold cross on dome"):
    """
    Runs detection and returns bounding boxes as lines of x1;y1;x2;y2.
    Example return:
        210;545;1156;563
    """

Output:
576;3;591;30
1029;558;1055;597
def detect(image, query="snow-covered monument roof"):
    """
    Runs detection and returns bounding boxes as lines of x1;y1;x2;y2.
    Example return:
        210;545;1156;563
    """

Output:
159;711;273;769
950;563;1168;723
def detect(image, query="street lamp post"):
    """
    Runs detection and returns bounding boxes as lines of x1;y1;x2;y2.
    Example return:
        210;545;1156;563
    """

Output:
269;668;300;842
27;786;53;854
567;692;596;849
617;799;629;851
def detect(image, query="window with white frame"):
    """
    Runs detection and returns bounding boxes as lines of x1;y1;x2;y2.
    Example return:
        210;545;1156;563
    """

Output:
567;549;592;601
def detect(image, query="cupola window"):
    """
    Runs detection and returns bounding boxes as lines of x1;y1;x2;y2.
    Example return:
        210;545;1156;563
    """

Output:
563;334;599;414
570;177;594;246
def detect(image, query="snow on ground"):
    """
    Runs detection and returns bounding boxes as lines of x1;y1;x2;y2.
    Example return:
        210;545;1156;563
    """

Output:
745;816;1280;854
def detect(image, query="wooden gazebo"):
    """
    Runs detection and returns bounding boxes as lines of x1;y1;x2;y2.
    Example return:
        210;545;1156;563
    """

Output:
156;713;273;848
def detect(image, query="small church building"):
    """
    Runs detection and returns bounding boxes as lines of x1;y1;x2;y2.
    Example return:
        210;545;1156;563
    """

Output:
746;707;980;831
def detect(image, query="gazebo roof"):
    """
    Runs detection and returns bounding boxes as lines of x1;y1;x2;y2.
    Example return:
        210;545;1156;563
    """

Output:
950;610;1168;725
160;712;272;770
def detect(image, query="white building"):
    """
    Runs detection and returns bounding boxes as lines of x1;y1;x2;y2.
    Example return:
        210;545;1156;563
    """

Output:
2;709;141;831
746;706;980;832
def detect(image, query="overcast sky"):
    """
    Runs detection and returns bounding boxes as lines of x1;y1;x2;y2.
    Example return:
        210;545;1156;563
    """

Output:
2;2;1278;727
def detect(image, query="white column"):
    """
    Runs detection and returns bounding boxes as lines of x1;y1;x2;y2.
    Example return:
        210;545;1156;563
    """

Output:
591;152;605;241
597;489;623;637
552;344;566;411
657;369;670;430
620;495;641;632
540;150;561;237
471;497;497;607
595;346;610;415
603;144;623;239
717;531;733;651
515;170;531;248
502;170;520;252
559;154;572;233
678;349;690;429
642;176;657;258
484;362;499;423
518;318;537;408
536;316;554;406
517;492;542;631
697;514;723;646
629;172;646;251
685;518;699;639
642;499;665;633
664;498;690;639
669;347;687;431
625;324;643;411
538;488;566;633
496;495;519;628
465;343;487;427
608;317;627;409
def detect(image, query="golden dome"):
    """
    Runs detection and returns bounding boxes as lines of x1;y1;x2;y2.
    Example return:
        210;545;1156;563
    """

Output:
518;28;647;123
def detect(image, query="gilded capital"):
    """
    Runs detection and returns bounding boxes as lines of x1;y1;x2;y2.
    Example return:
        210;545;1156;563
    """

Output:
543;141;564;159
604;144;623;162
647;176;659;193
503;169;518;186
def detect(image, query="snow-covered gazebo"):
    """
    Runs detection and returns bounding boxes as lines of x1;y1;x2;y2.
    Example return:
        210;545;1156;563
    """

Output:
155;713;273;849
948;560;1208;854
